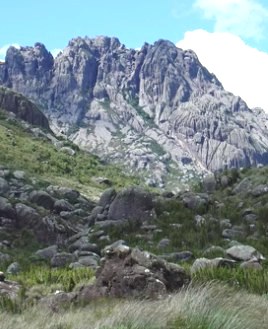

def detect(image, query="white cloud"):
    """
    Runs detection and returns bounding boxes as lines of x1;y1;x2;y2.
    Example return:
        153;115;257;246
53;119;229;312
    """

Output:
0;44;20;61
50;48;62;58
194;0;268;40
176;29;268;111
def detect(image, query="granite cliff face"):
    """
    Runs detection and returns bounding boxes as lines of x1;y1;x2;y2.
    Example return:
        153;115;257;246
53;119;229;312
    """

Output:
1;37;268;187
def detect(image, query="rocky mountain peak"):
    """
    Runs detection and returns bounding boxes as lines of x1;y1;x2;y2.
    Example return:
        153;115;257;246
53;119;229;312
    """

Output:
1;36;268;188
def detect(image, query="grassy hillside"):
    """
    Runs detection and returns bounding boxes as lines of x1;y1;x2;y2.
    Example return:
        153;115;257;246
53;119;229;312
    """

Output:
0;109;141;199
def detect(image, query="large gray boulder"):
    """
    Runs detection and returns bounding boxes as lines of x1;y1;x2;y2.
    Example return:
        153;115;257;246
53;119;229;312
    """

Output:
191;257;236;274
51;252;76;268
0;197;16;219
54;199;74;213
6;262;20;275
226;245;265;261
46;186;80;203
98;188;116;207
35;245;58;261
107;187;155;222
222;226;246;239
182;193;209;210
29;191;55;210
15;203;40;227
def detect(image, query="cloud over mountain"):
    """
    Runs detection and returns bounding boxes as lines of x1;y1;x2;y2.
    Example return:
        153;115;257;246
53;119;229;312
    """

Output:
177;29;268;111
194;0;268;40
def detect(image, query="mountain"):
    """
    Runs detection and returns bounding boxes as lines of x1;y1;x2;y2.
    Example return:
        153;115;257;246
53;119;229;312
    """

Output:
1;37;268;188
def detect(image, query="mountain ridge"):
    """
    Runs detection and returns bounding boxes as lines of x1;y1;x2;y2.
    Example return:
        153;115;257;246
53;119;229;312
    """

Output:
1;36;268;188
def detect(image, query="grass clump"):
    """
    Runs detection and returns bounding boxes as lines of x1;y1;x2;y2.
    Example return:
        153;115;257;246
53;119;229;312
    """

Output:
192;267;268;295
0;283;267;329
9;265;95;292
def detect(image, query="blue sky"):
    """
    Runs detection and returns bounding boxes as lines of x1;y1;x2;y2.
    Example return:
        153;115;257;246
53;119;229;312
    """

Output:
1;0;268;111
1;0;207;50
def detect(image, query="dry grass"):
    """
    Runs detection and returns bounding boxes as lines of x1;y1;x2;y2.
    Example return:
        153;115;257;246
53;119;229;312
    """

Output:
1;283;267;329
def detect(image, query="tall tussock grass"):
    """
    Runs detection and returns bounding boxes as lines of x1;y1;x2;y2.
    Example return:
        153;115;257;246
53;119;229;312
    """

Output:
0;283;267;329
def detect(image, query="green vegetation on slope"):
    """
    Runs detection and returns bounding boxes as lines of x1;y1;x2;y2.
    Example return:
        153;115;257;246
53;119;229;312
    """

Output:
0;109;141;198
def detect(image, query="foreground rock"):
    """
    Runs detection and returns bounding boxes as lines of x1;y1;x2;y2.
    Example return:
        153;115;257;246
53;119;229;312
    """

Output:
78;244;190;302
226;245;265;262
0;279;21;299
191;257;236;274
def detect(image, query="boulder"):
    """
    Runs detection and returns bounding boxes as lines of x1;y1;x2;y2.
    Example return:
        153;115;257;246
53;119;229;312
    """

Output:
202;246;225;258
76;253;100;268
191;257;236;274
243;213;257;224
203;174;216;193
0;252;11;263
13;170;25;180
29;190;55;210
107;187;155;222
194;215;206;226
54;199;74;213
59;147;76;156
222;226;245;239
51;252;76;268
226;245;265;261
92;177;112;186
0;197;16;219
160;251;193;262
68;236;89;252
40;291;77;312
78;246;190;302
35;245;58;261
94;220;125;229
219;219;232;229
182;192;209;210
32;214;77;245
157;238;170;249
46;186;80;203
251;184;268;197
0;280;21;299
232;178;252;195
240;259;263;270
80;243;100;254
15;203;40;227
0;177;9;195
103;240;129;256
98;188;117;207
6;262;20;275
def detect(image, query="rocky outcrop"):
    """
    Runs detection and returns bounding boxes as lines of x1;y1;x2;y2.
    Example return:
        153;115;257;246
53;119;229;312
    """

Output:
1;37;268;186
0;86;50;129
0;167;96;246
89;187;155;224
78;243;190;301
